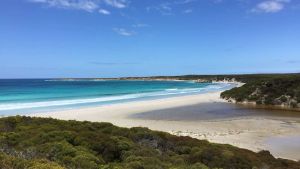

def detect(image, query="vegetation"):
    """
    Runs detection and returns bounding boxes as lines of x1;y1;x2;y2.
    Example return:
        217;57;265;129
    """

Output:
0;116;299;169
57;73;300;83
121;73;300;83
221;74;300;108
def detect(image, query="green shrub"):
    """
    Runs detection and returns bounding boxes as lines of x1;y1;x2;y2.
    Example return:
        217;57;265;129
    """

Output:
0;116;299;169
221;74;300;108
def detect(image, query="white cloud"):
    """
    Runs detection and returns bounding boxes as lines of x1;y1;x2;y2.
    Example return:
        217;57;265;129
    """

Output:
148;0;198;16
158;3;173;15
182;9;193;14
98;8;110;15
175;0;197;4
29;0;98;12
132;24;149;28
113;28;135;36
147;3;173;15
251;0;291;13
103;0;127;8
28;0;128;12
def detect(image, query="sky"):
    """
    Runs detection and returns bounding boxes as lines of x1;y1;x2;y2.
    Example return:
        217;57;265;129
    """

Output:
0;0;300;78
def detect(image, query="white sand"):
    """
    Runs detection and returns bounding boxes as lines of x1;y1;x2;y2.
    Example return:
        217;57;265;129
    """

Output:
30;91;300;161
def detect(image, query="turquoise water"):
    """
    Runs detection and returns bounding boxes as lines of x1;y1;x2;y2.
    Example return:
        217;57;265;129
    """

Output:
0;79;233;115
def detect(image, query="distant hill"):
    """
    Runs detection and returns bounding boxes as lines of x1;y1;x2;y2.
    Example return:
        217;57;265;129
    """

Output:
0;116;299;169
51;73;300;83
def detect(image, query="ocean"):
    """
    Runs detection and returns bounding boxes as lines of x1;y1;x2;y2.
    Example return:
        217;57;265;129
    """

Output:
0;79;233;115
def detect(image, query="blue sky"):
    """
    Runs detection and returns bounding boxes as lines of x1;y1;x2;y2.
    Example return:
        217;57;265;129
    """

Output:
1;0;300;78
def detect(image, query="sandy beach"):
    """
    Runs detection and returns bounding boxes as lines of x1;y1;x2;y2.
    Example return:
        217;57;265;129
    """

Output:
31;91;300;161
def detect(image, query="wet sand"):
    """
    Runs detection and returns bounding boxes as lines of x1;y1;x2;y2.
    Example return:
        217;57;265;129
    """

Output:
130;102;300;121
264;136;300;160
129;102;300;161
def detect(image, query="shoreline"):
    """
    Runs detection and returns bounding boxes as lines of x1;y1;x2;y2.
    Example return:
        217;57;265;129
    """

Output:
30;89;300;161
234;102;300;112
30;91;226;120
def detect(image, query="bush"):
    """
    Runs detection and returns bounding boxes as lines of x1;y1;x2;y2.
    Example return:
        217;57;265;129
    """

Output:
0;116;299;169
221;74;300;108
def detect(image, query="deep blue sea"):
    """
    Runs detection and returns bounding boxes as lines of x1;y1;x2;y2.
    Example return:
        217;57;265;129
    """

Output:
0;79;233;116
